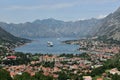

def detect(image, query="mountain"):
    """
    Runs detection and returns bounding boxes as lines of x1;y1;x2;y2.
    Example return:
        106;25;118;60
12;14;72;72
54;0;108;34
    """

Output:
1;7;120;40
95;7;120;41
0;26;30;45
0;18;103;38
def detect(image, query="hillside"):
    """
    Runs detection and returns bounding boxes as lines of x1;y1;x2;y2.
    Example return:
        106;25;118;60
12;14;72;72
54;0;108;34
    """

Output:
0;26;30;45
95;7;120;41
0;18;103;38
91;53;120;80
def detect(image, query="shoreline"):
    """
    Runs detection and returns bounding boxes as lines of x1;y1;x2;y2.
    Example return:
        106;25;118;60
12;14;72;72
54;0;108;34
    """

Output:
12;40;33;51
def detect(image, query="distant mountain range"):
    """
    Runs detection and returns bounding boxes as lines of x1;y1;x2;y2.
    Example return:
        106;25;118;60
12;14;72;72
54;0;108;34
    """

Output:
0;7;120;41
0;18;103;38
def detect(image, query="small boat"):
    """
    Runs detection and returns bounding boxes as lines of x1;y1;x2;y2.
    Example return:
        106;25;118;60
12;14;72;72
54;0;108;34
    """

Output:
47;41;53;47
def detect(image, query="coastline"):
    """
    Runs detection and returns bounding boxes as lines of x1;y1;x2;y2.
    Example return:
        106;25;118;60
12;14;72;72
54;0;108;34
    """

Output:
12;39;33;51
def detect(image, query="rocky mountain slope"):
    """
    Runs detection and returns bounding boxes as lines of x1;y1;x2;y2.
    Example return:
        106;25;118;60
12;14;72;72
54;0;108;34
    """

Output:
95;7;120;40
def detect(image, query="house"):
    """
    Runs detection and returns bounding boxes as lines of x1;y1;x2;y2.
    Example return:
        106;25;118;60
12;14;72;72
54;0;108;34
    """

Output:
109;68;120;75
7;56;17;60
96;78;103;80
83;76;92;80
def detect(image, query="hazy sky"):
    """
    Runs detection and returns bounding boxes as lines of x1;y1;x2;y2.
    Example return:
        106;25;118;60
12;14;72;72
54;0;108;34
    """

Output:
0;0;120;23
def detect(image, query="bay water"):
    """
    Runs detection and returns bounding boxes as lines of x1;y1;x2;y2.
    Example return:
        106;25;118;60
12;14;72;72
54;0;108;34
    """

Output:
15;37;81;54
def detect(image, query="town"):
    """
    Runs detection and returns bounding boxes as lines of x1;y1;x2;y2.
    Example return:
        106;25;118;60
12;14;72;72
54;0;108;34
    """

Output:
0;38;120;80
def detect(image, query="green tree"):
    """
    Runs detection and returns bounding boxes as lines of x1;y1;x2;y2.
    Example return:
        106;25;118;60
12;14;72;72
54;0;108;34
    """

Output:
58;72;69;80
0;69;12;80
14;72;31;80
111;74;120;80
32;72;53;80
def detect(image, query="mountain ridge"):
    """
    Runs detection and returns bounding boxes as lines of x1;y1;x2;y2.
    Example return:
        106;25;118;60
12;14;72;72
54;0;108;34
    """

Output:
1;7;120;41
95;7;120;40
0;18;103;38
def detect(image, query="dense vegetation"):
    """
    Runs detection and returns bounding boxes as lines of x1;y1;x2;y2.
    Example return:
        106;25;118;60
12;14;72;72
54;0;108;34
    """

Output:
0;69;12;80
97;35;120;44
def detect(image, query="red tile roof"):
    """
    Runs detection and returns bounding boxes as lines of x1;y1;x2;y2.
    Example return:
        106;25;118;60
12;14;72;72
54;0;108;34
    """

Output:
7;56;17;59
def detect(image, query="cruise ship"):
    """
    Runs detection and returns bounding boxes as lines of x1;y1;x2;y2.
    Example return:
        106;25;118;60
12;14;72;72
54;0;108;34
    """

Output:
47;41;53;47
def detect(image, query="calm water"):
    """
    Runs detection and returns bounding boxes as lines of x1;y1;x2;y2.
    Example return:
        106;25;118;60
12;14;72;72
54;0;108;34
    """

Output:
15;37;81;54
